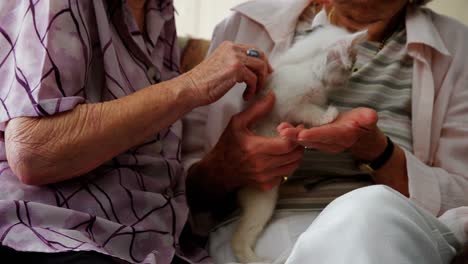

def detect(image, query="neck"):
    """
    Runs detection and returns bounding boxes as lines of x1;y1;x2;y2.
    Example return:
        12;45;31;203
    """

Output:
128;0;146;31
128;0;146;10
373;9;405;42
326;4;407;42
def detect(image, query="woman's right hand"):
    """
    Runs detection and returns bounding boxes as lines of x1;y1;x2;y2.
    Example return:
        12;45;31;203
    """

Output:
196;93;305;191
182;41;273;107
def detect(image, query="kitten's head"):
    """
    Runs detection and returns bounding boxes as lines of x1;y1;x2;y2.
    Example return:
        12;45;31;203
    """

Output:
327;30;367;68
322;30;367;90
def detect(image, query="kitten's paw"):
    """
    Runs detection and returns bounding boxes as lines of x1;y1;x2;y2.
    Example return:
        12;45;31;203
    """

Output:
318;106;339;125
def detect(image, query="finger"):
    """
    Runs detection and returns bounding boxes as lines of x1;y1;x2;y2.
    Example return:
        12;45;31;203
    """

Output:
273;160;301;177
277;122;294;132
254;160;301;185
276;122;305;134
297;123;352;144
297;122;370;146
296;108;378;143
265;146;304;169
249;136;298;155
237;44;268;61
353;107;379;127
278;127;303;141
243;55;269;92
236;92;275;127
298;129;334;144
241;67;258;101
237;43;272;81
245;149;301;182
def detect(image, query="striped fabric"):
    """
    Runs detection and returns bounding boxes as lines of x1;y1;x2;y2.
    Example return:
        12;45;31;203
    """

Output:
278;5;414;210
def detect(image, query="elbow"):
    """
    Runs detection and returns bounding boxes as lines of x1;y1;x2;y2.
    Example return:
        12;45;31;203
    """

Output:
6;145;47;186
14;168;43;186
5;119;50;186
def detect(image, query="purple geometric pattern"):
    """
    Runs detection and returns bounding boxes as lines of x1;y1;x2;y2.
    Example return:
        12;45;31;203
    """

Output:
0;1;210;263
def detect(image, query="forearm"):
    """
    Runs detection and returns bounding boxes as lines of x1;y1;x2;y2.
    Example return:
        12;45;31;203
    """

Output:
5;76;195;185
371;145;409;196
350;128;409;196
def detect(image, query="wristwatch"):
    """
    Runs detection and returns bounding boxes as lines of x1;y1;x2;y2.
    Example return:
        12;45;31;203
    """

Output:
358;136;394;174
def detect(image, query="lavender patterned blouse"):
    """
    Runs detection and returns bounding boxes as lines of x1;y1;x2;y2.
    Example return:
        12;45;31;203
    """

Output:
0;1;210;263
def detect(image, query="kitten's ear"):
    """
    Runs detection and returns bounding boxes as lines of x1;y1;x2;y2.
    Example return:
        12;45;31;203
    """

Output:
348;30;368;58
350;30;368;46
332;30;368;51
327;30;368;70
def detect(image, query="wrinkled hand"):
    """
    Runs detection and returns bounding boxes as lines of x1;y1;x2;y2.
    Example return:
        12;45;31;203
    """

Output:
204;93;304;191
277;107;387;161
183;41;273;106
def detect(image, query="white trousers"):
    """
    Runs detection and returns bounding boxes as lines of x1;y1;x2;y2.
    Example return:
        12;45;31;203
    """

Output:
209;185;464;264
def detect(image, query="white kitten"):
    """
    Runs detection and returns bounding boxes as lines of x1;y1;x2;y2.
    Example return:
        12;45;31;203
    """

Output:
231;25;367;263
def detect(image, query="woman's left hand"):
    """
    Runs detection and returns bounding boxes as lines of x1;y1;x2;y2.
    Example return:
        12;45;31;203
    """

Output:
277;107;387;161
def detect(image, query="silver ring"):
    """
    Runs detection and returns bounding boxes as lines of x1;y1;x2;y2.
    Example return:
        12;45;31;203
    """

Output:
246;48;260;58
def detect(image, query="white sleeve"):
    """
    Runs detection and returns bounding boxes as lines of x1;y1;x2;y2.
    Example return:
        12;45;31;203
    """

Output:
406;75;468;216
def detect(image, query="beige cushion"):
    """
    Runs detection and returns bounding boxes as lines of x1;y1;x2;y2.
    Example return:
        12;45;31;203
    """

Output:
179;38;211;73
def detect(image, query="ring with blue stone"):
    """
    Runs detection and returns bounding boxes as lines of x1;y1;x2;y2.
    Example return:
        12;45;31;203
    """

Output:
246;48;260;58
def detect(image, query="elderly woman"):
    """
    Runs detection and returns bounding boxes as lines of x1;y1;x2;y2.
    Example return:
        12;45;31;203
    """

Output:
0;0;273;263
183;0;468;263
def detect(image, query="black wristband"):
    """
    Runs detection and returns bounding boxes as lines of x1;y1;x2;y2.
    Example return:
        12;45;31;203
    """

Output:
368;136;394;171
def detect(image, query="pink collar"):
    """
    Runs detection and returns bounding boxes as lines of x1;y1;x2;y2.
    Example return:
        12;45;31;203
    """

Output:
232;0;450;57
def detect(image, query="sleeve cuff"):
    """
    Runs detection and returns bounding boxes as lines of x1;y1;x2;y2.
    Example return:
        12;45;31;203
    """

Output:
1;97;85;131
404;149;442;216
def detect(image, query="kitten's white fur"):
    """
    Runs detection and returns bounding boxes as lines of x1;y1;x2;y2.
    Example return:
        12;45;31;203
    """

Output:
231;25;367;263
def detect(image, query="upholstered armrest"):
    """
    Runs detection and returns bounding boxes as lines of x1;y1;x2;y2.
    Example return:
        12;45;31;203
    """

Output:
179;37;211;73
